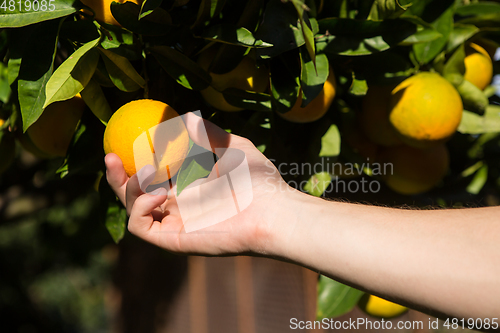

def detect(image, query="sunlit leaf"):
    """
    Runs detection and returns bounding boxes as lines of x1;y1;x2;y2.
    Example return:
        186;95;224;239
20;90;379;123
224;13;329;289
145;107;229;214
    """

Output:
317;276;364;319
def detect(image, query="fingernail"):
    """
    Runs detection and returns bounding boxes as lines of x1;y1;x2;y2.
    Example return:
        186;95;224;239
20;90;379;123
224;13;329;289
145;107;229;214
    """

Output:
149;187;167;196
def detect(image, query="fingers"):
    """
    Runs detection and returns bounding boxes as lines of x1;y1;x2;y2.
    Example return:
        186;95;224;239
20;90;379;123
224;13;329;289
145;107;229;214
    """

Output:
105;153;129;206
128;187;168;239
126;164;158;216
183;112;231;153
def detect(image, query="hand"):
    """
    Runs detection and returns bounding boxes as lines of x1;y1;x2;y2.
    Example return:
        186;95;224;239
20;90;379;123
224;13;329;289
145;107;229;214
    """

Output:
105;112;293;256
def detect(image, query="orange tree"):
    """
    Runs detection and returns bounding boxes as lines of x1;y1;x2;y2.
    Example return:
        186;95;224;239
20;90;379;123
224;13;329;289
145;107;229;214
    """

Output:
1;0;500;326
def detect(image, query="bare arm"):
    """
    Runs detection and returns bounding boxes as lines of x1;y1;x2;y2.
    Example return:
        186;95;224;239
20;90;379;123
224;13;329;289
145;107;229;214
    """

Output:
266;189;500;319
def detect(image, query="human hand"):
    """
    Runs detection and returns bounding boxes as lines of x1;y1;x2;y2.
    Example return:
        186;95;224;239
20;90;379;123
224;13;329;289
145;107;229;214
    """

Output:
105;112;294;256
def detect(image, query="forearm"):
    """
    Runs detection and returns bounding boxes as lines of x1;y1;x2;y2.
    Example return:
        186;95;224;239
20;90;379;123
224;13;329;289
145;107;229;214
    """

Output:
266;190;500;319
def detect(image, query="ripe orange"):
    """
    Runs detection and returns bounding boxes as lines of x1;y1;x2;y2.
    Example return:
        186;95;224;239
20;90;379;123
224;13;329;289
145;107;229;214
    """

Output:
389;72;463;148
377;144;449;195
360;85;402;146
80;0;142;26
464;43;493;91
198;49;269;112
358;294;408;319
103;99;189;185
26;95;85;157
278;68;336;123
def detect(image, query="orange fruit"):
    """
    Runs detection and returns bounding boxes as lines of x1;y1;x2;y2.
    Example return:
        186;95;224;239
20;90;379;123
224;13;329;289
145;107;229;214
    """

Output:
389;72;463;148
278;68;336;123
80;0;142;26
377;144;449;195
198;49;269;112
103;99;189;185
360;85;402;146
358;294;408;319
464;43;493;91
26;95;85;157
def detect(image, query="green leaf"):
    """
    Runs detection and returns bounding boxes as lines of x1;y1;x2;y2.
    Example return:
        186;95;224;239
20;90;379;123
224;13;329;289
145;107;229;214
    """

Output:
319;124;340;157
412;5;454;65
455;2;500;17
304;172;331;197
458;107;500;135
255;0;305;59
111;1;172;35
17;19;62;132
105;202;128;243
191;0;227;29
457;80;488;115
349;77;368;96
222;88;272;112
467;164;488;195
0;0;77;28
80;79;112;125
316;18;418;56
300;50;328;107
0;63;11;103
99;48;145;92
317;276;364;319
201;25;273;48
270;53;300;114
139;0;163;19
150;45;212;90
399;28;442;45
290;0;316;67
442;44;465;87
176;146;212;196
44;37;101;108
447;24;479;52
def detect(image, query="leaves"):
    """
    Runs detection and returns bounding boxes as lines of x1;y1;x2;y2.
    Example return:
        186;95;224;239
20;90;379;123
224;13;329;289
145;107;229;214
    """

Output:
222;88;272;112
150;45;212;90
317;276;364;319
201;25;273;48
289;0;316;67
300;50;328;107
442;44;465;87
99;48;145;92
0;0;77;28
270;53;300;114
457;80;488;115
316;18;419;56
17;19;62;131
176;144;213;196
105;202;128;244
80;79;112;125
111;1;172;35
458;107;500;135
319;125;341;157
412;4;454;65
255;0;305;59
44;37;101;109
139;0;163;20
304;172;331;197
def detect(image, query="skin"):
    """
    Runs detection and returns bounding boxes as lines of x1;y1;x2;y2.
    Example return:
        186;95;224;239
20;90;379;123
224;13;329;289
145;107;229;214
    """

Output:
105;112;500;321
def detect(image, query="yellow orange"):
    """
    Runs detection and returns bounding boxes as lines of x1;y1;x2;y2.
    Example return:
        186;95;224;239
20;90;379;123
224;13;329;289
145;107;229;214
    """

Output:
27;95;85;157
359;294;408;319
198;49;269;112
278;68;336;123
377;144;449;195
103;99;189;185
80;0;142;26
464;43;493;91
389;72;463;148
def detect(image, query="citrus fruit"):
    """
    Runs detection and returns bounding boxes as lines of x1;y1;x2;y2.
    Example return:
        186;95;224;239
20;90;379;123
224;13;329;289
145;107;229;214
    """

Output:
389;72;463;148
358;294;408;319
103;99;189;185
80;0;142;26
278;68;336;123
198;49;269;112
26;95;85;157
464;43;493;91
360;85;402;146
377;143;449;195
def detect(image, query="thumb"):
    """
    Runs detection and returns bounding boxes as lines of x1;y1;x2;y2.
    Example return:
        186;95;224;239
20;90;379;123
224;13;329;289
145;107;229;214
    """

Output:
128;187;168;238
